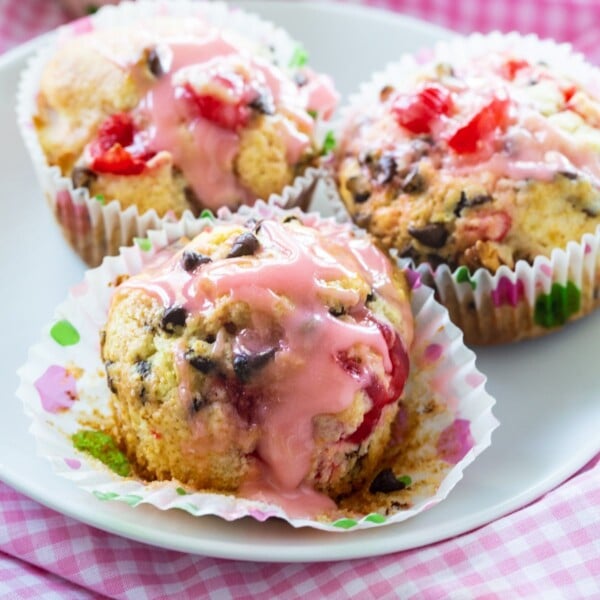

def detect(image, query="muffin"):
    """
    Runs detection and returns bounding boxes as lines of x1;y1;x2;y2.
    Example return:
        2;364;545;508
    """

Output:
20;2;337;265
100;215;414;509
336;33;600;344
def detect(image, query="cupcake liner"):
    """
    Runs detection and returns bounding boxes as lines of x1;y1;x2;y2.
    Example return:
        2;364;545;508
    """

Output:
400;227;600;345
17;202;497;531
17;0;325;267
335;32;600;345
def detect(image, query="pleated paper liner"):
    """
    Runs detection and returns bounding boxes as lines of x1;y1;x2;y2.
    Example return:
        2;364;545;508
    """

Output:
400;230;600;346
17;203;498;531
17;0;326;267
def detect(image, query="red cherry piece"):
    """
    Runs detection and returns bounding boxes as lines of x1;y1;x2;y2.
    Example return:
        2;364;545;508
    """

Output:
562;85;577;104
90;113;136;157
90;143;146;175
183;83;251;131
391;83;453;135
457;210;512;244
447;95;511;154
500;58;529;80
342;319;409;444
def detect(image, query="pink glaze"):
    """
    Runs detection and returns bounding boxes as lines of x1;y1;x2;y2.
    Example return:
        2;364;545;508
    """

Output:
120;220;412;515
301;70;339;120
34;365;78;413
455;112;600;185
351;50;600;189
136;34;318;209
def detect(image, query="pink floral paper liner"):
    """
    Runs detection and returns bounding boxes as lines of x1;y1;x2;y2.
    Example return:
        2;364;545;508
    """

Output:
16;0;326;267
17;202;498;531
333;31;600;345
395;224;600;345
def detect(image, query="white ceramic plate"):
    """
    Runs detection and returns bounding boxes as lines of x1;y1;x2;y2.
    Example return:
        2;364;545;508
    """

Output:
1;1;599;563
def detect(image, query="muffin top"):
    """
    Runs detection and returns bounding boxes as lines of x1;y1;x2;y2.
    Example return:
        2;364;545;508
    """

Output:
102;215;413;512
337;39;600;273
35;17;337;215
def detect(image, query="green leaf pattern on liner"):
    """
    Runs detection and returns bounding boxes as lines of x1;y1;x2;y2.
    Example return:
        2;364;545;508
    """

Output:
398;475;412;487
333;518;358;529
288;45;309;68
95;194;105;205
200;209;215;220
534;281;581;328
122;494;143;507
179;502;201;515
72;430;131;477
321;130;336;155
93;491;119;501
134;237;152;252
176;487;187;496
50;320;80;346
365;513;386;524
455;266;476;290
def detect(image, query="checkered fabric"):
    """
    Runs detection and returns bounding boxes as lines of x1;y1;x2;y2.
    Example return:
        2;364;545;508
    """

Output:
1;457;599;598
1;0;600;597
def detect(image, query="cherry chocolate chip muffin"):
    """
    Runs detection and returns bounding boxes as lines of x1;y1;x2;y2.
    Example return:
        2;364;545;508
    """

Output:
337;34;600;344
101;214;413;514
35;17;337;216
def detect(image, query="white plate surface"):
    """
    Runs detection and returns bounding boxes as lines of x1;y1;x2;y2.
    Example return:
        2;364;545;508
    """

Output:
1;1;599;563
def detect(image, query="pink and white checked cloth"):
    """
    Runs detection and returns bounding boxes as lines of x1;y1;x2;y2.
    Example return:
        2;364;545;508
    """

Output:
1;0;600;597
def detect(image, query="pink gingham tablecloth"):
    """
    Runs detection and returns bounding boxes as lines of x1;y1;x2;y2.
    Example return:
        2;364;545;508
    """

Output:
1;1;600;597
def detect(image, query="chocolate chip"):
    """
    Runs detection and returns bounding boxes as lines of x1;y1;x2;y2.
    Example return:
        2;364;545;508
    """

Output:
359;151;375;166
399;245;420;262
369;468;407;493
184;186;200;209
181;250;211;273
427;253;453;270
293;71;308;87
379;85;395;102
105;361;117;394
559;170;578;181
346;175;372;204
224;322;237;335
401;166;426;194
135;360;151;378
366;291;376;303
249;93;275;115
71;166;97;189
147;47;163;77
354;212;372;228
233;348;277;382
227;232;260;258
328;306;346;317
191;395;208;413
204;333;216;344
161;306;187;333
408;223;449;248
282;215;301;224
454;191;493;217
185;351;216;374
375;153;397;185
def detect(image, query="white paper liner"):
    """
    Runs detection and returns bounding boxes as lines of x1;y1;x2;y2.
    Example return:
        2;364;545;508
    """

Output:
17;0;326;267
334;31;600;345
17;203;498;531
